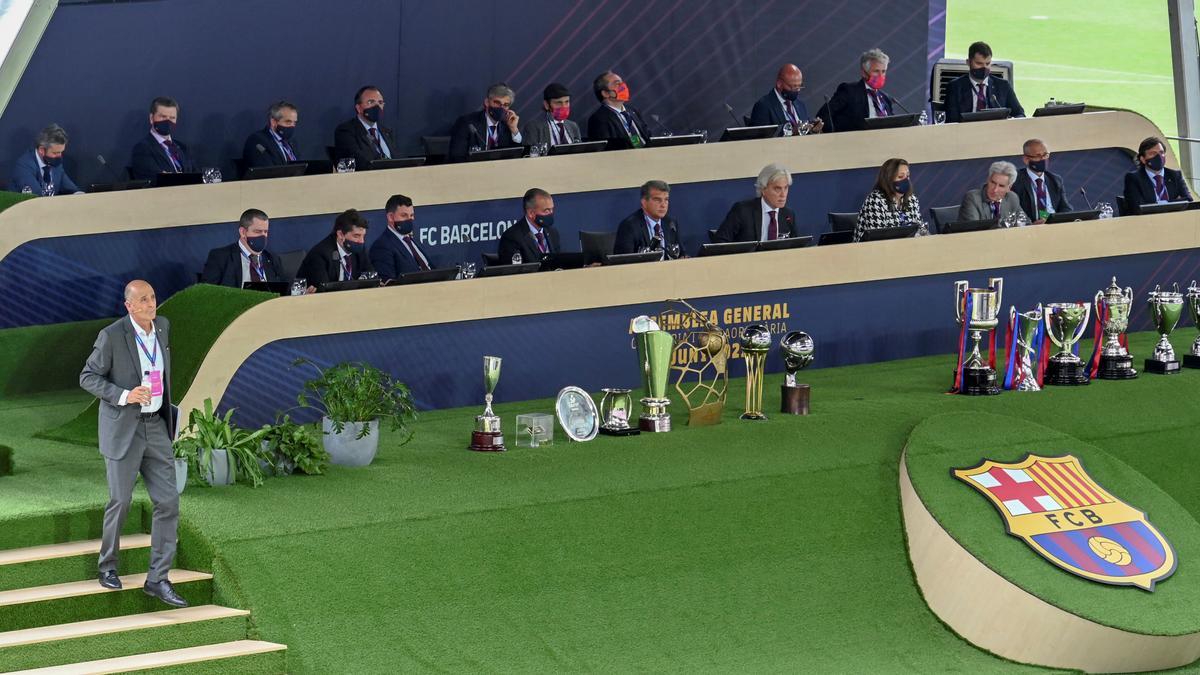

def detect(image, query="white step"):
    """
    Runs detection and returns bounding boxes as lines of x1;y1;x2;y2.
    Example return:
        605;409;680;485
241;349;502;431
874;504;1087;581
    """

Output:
0;605;248;649
0;570;211;608
6;639;287;674
0;536;152;567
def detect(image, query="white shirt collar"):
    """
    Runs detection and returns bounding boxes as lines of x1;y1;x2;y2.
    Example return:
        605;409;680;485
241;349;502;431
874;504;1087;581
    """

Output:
605;101;626;114
358;117;378;132
337;242;349;259
1145;166;1164;178
390;226;412;242
128;314;155;338
761;198;776;215
773;88;793;109
151;129;171;143
34;152;47;170
526;217;542;236
238;240;257;257
1025;168;1045;181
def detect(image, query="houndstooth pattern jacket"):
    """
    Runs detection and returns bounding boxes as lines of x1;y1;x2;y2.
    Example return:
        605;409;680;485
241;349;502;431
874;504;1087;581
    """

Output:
854;189;922;242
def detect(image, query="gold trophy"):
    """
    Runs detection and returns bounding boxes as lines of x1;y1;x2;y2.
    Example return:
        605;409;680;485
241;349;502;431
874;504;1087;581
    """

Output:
666;298;729;426
740;324;772;420
469;355;506;451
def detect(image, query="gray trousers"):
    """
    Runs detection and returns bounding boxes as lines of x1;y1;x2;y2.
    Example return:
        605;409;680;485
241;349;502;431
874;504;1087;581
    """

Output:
99;415;179;582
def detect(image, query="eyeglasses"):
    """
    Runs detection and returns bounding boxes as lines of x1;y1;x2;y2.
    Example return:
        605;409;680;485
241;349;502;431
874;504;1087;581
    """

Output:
362;99;385;107
1024;152;1050;160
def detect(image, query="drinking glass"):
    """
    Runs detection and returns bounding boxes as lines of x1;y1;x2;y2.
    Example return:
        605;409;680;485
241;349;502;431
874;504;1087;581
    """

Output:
511;252;522;265
290;278;307;296
201;168;223;184
336;158;356;173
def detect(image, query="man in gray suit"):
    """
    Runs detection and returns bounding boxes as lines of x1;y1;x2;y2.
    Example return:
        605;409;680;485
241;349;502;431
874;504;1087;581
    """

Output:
959;160;1024;224
520;83;582;149
79;279;186;608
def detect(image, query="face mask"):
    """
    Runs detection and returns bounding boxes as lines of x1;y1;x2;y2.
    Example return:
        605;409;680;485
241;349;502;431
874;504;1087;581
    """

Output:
614;82;631;102
534;214;554;229
343;240;365;255
246;235;267;253
970;66;989;81
395;219;414;236
488;106;509;124
1028;159;1046;173
551;106;571;121
1146;154;1165;171
779;88;799;102
275;125;295;141
153;119;174;136
866;74;886;90
363;105;382;123
42;154;62;167
893;178;910;194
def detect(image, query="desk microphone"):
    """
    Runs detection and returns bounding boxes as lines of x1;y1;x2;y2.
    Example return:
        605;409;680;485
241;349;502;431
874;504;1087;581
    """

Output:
823;95;836;133
95;154;124;183
723;103;742;127
649;114;674;136
467;124;485;148
1079;187;1094;210
889;94;911;115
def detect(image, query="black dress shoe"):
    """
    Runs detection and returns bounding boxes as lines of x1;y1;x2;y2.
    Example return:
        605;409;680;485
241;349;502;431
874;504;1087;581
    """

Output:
98;570;122;590
143;579;188;607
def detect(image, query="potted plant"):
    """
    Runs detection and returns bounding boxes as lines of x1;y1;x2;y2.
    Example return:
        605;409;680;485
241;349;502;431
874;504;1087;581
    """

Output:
261;415;330;476
173;398;270;487
293;359;416;466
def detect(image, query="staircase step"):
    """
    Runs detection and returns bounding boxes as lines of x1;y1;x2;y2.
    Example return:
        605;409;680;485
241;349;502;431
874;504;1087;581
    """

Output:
0;605;247;648
0;536;152;568
0;571;211;608
0;536;153;593
7;639;288;674
0;506;147;554
0;571;213;633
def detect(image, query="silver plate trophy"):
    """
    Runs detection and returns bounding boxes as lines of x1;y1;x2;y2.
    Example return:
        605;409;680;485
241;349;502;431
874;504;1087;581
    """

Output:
953;277;1003;395
469;355;506;451
779;331;814;415
1185;281;1200;369
1145;284;1184;374
1043;302;1091;385
598;388;639;436
1010;304;1043;392
555;387;598;442
1094;277;1137;379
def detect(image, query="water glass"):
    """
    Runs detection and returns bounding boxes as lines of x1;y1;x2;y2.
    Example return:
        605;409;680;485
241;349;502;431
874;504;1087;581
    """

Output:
691;129;709;144
1097;202;1114;219
290;278;307;296
335;158;356;173
511;252;522;265
358;271;378;281
41;183;56;197
795;121;812;136
935;111;947;125
201;168;223;184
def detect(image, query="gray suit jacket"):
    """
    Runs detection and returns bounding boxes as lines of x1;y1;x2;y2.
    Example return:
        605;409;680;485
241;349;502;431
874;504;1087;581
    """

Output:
80;316;174;460
958;188;1023;223
520;116;582;147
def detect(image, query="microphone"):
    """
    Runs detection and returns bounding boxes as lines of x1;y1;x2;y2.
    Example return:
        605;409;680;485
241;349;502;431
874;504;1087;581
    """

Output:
889;94;911;115
467;124;485;148
723;103;742;127
1079;187;1094;211
988;91;1002;110
95;154;124;184
822;95;836;133
648;114;674;136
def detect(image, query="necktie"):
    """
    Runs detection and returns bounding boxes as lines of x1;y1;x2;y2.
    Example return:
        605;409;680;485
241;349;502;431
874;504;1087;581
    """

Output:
621;111;643;147
368;127;384;157
868;90;887;117
41;166;52;191
1154;174;1168;201
249;254;263;282
162;140;182;172
653;221;666;259
487;124;498;149
535;230;548;254
279;138;297;162
342;254;353;280
990;201;999;220
767;210;778;240
403;237;429;271
784;100;799;129
976;83;987;111
1035;178;1048;210
555;122;567;145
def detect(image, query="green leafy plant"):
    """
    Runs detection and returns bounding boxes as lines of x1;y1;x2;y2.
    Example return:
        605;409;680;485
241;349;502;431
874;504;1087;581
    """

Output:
293;359;417;441
262;415;330;476
173;398;270;487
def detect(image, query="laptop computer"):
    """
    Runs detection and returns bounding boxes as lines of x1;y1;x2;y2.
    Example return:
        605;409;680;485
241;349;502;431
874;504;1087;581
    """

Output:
648;133;705;147
296;159;333;175
477;262;542;277
719;125;778;142
1045;209;1101;224
859;224;920;241
960;108;1011;123
939;219;997;235
88;179;151;193
154;172;203;187
698;241;757;257
1033;103;1085;117
241;281;292;296
1136;201;1192;216
318;279;382;292
549;140;607;155
469;147;525;162
539;252;586;271
604;251;662;265
391;267;459;285
862;113;921;130
245;164;307;180
757;236;813;251
370;157;426;170
818;231;854;246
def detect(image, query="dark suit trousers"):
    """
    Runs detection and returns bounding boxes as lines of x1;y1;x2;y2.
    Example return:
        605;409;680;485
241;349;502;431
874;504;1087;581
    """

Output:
100;415;178;582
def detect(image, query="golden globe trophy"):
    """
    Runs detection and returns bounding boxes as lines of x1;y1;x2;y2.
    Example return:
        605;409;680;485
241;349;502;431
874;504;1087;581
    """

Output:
468;355;506;452
740;324;771;420
779;331;814;415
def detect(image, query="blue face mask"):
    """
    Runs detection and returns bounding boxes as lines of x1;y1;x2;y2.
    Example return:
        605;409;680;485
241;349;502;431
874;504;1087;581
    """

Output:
395;219;414;235
343;240;365;255
1028;159;1046;173
1146;154;1165;171
246;235;267;253
153;119;174;136
534;214;554;229
893;178;910;194
488;106;509;124
42;154;62;167
275;125;295;141
362;105;382;123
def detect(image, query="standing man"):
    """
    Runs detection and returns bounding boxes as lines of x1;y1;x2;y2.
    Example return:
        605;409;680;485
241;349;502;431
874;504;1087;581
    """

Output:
943;42;1024;123
1123;136;1193;212
587;71;650;151
298;209;374;286
747;64;824;135
370;194;439;279
131;96;197;180
816;49;894;133
614;180;683;259
201;208;286;287
8;124;83;195
333;85;398;169
448;83;523;162
497;188;561;265
242;101;300;172
712;164;799;243
521;83;582;148
79;280;185;608
1013;139;1072;223
958;161;1024;222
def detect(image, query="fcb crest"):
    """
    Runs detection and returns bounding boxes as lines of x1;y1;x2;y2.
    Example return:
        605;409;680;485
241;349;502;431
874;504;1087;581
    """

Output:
953;455;1176;591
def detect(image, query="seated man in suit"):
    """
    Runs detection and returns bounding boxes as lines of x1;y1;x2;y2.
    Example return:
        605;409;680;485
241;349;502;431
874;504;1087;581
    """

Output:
521;83;582;149
712;164;799;243
242;101;300;173
816;49;895;133
943;41;1025;123
614;180;683;259
130;96;197;181
333;85;398;169
747;64;824;135
448;83;523;162
370;193;439;279
8;124;83;195
497;188;561;265
587;71;650;151
201;208;285;288
1123;136;1193;212
1013;138;1072;223
298;209;375;287
959;161;1024;223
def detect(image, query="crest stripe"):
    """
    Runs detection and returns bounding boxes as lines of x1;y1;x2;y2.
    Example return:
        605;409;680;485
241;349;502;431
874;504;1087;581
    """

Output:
1047;462;1093;505
1052;461;1102;505
1060;462;1109;504
1028;463;1080;508
1063;530;1134;577
1036;531;1106;574
1112;521;1166;569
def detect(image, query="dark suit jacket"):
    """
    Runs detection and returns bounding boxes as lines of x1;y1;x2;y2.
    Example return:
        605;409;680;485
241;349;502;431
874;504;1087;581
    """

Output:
1123;167;1193;212
712;198;798;243
332;117;398;168
448;110;520;163
943;74;1025;123
1012;169;1072;221
201;242;285;287
8;150;81;194
297;233;375;286
586;104;649;150
816;80;893;133
130;133;196;180
369;229;437;279
747;89;812;129
521;115;583;147
613;209;682;257
497;218;561;264
242;128;295;171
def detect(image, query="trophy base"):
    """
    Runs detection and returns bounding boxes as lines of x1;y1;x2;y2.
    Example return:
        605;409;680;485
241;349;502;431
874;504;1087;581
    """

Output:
638;416;671;433
1097;354;1138;380
468;430;507;452
599;425;640;437
1044;360;1090;386
739;412;768;421
686;401;725;427
1183;354;1200;369
1144;358;1182;375
959;368;1001;396
780;384;811;415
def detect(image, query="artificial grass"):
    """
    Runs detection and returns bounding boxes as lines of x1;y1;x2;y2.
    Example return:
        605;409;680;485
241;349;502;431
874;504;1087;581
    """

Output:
0;546;151;593
905;411;1200;636
0;578;213;633
0;445;11;476
0;190;35;214
0;503;146;553
125;649;286;674
0;318;108;397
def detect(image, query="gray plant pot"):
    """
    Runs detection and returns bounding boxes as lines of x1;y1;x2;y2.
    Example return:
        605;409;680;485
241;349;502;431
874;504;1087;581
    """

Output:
202;448;234;486
322;417;380;467
173;458;188;494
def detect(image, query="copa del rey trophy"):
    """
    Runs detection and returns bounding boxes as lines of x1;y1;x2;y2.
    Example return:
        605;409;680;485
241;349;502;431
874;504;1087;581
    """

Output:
951;277;1003;395
469;355;506;452
1089;277;1137;380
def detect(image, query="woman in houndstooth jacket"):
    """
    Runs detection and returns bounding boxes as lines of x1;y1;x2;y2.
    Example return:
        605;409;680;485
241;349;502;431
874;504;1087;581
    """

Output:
853;158;921;242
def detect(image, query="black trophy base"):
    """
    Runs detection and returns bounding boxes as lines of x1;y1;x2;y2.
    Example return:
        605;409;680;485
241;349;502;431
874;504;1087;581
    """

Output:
599;425;641;437
469;430;507;452
781;384;811;415
959;368;1001;396
1144;358;1182;375
1044;360;1090;386
1184;354;1200;369
1097;354;1138;380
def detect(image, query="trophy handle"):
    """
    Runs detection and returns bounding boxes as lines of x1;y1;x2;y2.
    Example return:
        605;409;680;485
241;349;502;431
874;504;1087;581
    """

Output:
1043;306;1064;349
954;280;968;323
1124;286;1134;305
1072;302;1092;344
989;277;1003;310
1093;289;1102;316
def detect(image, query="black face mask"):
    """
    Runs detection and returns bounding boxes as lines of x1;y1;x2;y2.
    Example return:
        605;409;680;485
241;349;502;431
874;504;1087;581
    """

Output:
779;88;799;102
42;154;63;167
1028;159;1047;173
153;119;174;136
488;106;509;124
363;105;382;123
275;125;295;141
395;219;414;236
343;240;365;255
1146;154;1165;171
970;66;989;80
246;235;267;253
534;214;554;229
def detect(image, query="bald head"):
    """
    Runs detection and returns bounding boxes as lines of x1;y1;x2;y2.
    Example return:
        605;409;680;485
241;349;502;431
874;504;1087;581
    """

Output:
775;64;804;97
123;280;157;328
124;279;151;301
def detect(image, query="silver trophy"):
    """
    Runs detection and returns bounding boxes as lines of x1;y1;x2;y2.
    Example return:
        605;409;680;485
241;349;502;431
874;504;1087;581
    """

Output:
779;331;814;415
469;356;506;451
1094;277;1137;379
953;277;1003;395
1145;284;1184;374
1010;305;1043;392
1043;302;1091;385
598;387;639;436
1185;281;1200;369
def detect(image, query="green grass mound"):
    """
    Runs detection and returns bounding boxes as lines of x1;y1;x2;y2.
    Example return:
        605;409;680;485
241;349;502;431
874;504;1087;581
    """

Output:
905;411;1200;637
0;444;11;476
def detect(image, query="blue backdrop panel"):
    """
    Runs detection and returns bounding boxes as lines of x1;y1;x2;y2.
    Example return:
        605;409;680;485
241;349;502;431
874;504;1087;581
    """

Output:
0;148;1134;327
220;248;1200;428
0;0;938;188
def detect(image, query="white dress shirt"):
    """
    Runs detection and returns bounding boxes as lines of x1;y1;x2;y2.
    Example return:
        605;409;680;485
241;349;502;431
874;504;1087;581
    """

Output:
486;117;523;146
970;77;989;112
1145;167;1170;203
118;315;163;413
150;129;181;171
1025;168;1056;215
358;118;392;159
759;198;780;242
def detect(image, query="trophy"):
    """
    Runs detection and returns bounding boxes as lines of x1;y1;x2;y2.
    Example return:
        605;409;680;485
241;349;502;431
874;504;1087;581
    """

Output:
1145;284;1184;374
1185;281;1200;369
666;299;730;427
634;322;675;432
1006;305;1043;391
1093;277;1137;379
740;324;772;420
555;386;599;442
598;388;639;436
469;355;506;451
952;277;1003;395
779;331;814;415
1043;302;1092;385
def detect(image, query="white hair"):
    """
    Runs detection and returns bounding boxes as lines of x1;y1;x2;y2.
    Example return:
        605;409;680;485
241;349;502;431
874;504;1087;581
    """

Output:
754;164;792;196
988;161;1018;184
860;48;889;71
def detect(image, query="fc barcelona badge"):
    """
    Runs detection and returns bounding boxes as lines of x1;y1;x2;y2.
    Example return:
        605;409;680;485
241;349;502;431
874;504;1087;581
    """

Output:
954;454;1176;591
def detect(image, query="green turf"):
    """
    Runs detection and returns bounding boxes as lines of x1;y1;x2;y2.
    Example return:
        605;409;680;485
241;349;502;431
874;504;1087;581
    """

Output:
0;318;109;397
0;444;11;476
906;411;1200;635
0;578;213;632
0;546;151;593
0;190;35;214
128;650;286;675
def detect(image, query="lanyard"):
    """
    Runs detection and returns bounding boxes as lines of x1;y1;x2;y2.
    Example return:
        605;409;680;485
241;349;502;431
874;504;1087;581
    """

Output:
134;330;158;367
